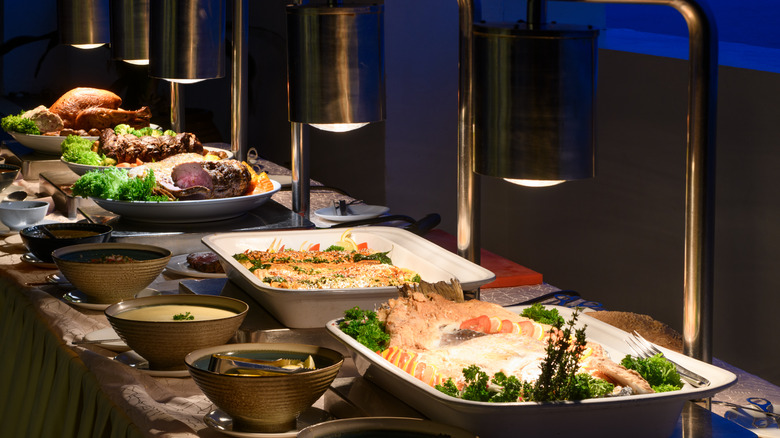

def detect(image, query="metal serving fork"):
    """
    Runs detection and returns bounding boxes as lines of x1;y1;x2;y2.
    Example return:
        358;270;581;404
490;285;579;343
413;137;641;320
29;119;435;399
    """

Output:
625;331;710;388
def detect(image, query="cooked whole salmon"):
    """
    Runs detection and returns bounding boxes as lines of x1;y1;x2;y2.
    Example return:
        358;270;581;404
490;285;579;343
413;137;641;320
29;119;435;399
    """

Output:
377;292;654;396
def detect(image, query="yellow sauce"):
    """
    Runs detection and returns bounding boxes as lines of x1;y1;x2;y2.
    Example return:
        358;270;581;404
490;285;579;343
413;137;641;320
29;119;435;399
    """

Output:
117;304;237;321
47;229;101;239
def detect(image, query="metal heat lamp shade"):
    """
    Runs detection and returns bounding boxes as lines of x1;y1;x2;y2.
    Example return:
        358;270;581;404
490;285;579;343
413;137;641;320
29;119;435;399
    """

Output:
286;3;386;132
473;22;599;185
149;0;226;83
109;0;150;65
58;0;111;49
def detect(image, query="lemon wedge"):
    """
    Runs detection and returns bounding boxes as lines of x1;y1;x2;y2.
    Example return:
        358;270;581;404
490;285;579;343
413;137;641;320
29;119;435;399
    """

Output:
334;229;358;252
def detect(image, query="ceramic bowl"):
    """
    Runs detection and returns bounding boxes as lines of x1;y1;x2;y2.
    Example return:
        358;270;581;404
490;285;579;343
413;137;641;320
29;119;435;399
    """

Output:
298;417;477;438
185;343;343;433
106;295;248;371
52;243;171;304
0;163;20;193
0;200;49;231
20;223;113;263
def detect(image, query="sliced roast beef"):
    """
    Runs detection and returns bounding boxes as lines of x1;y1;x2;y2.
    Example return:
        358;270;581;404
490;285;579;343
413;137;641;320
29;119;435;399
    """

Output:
199;160;252;199
129;156;252;200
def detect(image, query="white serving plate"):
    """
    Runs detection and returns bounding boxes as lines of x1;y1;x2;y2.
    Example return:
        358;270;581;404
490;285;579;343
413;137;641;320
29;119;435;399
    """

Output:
202;227;495;328
90;179;281;223
166;254;226;278
9;131;98;155
62;146;235;176
314;204;390;222
326;305;737;438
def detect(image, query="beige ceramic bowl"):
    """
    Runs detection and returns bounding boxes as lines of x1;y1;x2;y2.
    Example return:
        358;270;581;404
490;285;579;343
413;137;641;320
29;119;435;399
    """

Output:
52;243;171;304
106;295;249;371
185;343;343;433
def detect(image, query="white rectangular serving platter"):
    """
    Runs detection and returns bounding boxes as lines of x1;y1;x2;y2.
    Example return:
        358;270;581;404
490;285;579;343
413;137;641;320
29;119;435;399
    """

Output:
202;227;495;328
326;306;737;438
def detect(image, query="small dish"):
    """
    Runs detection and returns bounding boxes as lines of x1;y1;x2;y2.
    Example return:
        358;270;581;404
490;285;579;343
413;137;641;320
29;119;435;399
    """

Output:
166;254;226;278
204;407;332;438
0;200;50;231
9;131;97;155
314;204;389;223
62;288;159;310
113;350;190;378
21;253;57;269
83;327;129;352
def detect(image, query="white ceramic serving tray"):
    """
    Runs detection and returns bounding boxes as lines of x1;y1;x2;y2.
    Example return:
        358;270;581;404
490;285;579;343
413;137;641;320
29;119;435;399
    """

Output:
326;305;737;438
202;227;495;328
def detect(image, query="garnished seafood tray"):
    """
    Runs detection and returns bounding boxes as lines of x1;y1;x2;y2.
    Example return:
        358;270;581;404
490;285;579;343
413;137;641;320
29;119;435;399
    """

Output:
202;227;495;328
326;305;737;438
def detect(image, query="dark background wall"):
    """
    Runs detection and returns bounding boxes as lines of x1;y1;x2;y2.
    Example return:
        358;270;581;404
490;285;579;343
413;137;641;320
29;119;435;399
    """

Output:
3;0;778;386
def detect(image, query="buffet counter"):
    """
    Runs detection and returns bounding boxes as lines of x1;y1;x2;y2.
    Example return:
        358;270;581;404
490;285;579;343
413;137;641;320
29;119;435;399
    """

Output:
1;171;778;437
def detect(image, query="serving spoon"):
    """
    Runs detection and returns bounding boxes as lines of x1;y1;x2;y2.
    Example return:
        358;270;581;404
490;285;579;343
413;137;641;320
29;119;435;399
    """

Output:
38;225;58;239
6;191;27;201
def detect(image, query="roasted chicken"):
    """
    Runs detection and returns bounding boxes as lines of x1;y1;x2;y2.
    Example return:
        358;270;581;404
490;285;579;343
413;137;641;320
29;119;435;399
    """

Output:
49;87;151;130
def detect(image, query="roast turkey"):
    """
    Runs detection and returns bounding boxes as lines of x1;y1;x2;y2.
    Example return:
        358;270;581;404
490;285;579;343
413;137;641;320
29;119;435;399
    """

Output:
49;87;151;130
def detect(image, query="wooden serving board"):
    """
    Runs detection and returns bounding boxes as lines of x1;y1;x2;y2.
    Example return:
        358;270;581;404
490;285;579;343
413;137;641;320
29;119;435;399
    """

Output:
424;229;543;288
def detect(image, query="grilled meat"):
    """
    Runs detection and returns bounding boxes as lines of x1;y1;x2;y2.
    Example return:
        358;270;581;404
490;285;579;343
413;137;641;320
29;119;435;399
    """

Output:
186;252;224;273
198;160;252;199
98;128;204;163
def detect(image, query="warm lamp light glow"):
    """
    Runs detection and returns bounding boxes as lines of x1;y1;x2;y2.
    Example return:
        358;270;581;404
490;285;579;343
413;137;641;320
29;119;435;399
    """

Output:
123;59;150;65
504;178;565;187
72;43;106;49
310;122;369;133
164;78;206;84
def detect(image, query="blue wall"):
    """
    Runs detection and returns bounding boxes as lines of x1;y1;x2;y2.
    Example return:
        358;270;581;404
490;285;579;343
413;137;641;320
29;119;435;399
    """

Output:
606;0;780;49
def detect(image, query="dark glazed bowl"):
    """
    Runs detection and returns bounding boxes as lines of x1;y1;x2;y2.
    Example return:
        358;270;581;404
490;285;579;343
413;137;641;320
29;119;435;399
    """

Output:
0;163;20;193
20;223;113;263
186;343;343;433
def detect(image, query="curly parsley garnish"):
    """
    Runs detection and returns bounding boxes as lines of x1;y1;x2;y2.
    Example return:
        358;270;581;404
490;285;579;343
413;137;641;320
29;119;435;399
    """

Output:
173;312;194;321
621;354;683;392
339;307;390;352
520;303;565;326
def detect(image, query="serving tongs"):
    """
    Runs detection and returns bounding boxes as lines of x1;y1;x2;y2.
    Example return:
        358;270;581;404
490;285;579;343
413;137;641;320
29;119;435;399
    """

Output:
208;353;316;376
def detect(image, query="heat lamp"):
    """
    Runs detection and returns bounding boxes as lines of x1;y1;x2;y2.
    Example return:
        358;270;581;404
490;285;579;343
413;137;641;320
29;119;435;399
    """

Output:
149;0;226;132
458;0;718;362
109;0;149;65
286;1;386;217
58;0;111;49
